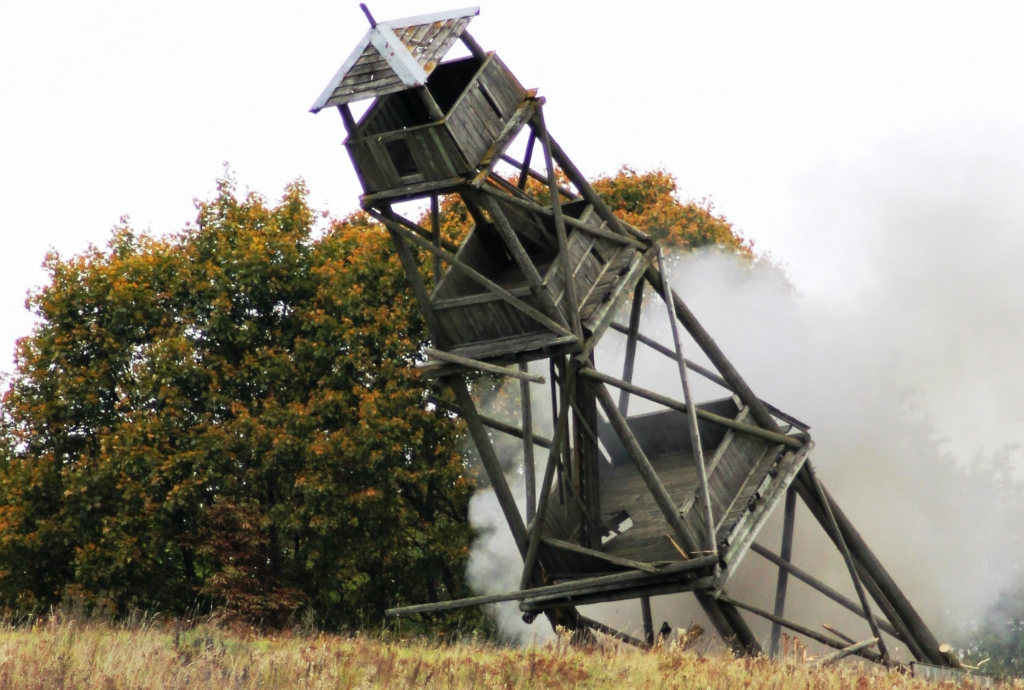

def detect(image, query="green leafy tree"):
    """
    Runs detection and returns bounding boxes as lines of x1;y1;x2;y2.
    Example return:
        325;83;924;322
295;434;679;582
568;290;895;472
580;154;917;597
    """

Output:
0;176;473;627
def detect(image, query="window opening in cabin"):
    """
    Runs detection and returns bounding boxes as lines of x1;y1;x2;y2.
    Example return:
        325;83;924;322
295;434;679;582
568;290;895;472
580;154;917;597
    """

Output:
385;139;419;178
601;510;634;545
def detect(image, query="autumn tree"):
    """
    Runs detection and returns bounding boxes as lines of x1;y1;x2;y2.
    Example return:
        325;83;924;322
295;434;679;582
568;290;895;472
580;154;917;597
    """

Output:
0;176;474;627
0;166;750;628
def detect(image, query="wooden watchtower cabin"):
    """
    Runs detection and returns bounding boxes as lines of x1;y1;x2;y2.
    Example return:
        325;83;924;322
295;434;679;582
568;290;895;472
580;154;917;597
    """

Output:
310;4;967;673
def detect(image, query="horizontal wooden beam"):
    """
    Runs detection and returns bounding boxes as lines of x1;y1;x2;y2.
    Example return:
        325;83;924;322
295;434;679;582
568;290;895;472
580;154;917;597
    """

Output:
520;575;716;612
499;153;577;199
386;555;718;618
578;615;650;650
579;369;804;449
424;348;545;383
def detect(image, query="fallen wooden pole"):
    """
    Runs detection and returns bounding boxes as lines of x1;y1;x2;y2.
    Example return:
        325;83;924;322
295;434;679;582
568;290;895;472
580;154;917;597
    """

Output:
809;638;879;667
521;576;716;612
387;556;717;617
579;615;650;650
579;369;803;449
716;596;884;665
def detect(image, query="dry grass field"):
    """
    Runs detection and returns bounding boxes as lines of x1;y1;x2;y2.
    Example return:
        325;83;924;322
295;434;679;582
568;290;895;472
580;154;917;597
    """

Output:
0;615;1008;689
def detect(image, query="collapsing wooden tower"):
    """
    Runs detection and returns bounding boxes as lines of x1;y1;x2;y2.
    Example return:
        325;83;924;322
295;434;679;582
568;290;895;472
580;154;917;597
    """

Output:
310;5;961;670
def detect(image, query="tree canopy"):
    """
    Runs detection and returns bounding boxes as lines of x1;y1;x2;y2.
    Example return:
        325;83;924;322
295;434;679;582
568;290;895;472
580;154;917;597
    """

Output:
0;167;750;627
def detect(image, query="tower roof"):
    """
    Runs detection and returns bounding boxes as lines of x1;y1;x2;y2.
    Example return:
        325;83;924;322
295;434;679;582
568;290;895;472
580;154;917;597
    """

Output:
309;6;480;113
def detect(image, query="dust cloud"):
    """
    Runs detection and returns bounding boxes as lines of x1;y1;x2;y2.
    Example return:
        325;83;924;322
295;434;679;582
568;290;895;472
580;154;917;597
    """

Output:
464;134;1024;654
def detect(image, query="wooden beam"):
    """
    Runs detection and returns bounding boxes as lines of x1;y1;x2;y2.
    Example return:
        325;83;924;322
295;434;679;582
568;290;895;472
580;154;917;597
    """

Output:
519;362;575;590
717;596;885;665
716;598;763;656
750;544;900;640
805;461;890;665
500;153;577;199
592;375;701;554
579;615;650;650
475;192;571;331
385;218;450;349
338;104;357;136
640;597;655;646
643;266;781;433
541;537;659;574
517;132;536;191
459;30;487;61
379;210;460;253
618;282;644;416
658;248;717;558
424;348;545;383
534;105;582;339
430;194;442;284
368;209;575;339
607;322;811;431
479;183;646;249
579;369;804;449
576;248;655;362
770;488;797;658
810;639;879;667
521;364;536;525
522;575;715;612
792;468;941;664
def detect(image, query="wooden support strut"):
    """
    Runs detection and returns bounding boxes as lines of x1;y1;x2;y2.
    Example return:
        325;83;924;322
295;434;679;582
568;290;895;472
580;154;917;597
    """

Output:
533;105;583;339
806;461;890;666
424;348;545;383
643;266;782;434
607;321;810;431
717;596;885;665
368;209;574;338
473;192;572;332
641;597;655;646
618;282;644;416
430;194;442;284
517;133;536;191
770;488;798;657
427;395;553;450
792;467;941;664
521;363;537;525
579;369;803;449
500;154;577;200
658;248;716;558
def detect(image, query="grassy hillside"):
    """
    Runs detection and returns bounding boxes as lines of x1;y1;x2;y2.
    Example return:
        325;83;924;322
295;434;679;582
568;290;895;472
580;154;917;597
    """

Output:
0;616;1005;689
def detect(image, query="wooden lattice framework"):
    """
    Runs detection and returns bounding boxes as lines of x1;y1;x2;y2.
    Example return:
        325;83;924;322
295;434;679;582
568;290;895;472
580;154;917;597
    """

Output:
309;5;963;670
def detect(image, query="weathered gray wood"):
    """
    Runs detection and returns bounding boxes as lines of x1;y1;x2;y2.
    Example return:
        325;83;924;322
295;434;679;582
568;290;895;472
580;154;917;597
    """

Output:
541;537;659;573
718;596;885;665
520;363;575;590
749;544;901;638
452;380;528;554
658;248;717;557
716;598;763;656
424;347;544;383
534;105;582;339
475;193;571;331
640;597;654;646
518;132;536;190
432;285;532;310
579;369;803;449
430;194;442;283
770;487;798;658
368;210;574;338
521;363;536;525
824;624;858;645
809;639;879;667
806;461;890;666
385;220;450;349
459;30;487;61
618;282;645;416
499;153;577;199
578;615;650;650
577;248;655;361
592;375;701;554
523;576;715;612
478;184;645;248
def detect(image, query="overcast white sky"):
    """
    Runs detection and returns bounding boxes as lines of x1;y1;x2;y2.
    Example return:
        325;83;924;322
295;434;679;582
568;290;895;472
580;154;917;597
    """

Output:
3;0;1024;457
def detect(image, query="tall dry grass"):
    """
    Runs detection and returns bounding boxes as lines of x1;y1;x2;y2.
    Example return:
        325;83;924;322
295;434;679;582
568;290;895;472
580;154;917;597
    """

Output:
0;614;1008;689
